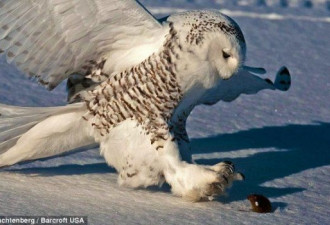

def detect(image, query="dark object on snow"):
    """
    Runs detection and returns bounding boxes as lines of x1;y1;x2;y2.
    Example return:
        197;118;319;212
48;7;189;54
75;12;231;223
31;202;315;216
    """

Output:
274;66;291;91
247;194;272;213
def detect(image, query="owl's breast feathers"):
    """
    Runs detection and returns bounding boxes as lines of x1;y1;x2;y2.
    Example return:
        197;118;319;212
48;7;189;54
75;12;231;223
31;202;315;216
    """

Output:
81;23;184;149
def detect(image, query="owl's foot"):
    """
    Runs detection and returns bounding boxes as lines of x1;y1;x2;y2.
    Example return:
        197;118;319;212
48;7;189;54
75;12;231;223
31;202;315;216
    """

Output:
164;160;244;201
204;161;245;200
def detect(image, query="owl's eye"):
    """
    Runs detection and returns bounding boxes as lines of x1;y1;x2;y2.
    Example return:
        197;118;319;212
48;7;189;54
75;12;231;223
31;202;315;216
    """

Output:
222;49;231;59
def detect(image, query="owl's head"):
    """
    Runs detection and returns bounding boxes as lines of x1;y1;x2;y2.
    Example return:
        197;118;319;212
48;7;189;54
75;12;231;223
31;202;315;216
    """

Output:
167;10;246;81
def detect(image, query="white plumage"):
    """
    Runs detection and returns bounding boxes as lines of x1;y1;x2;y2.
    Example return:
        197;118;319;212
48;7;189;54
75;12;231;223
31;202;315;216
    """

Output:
0;0;290;201
0;0;164;88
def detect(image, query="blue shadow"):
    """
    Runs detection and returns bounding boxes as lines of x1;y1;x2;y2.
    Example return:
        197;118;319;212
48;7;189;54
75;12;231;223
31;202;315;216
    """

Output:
7;162;115;176
191;122;330;201
5;122;329;202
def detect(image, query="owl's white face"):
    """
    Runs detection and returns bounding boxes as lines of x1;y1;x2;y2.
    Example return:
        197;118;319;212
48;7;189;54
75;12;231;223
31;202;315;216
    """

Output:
167;10;246;95
168;10;246;81
205;32;245;80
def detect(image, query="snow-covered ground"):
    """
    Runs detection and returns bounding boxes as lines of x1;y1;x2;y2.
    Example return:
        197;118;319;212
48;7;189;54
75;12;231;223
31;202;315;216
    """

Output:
0;1;329;224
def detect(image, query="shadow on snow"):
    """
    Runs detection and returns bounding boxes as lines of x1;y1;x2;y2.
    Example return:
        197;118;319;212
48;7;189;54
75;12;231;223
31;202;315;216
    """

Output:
3;122;330;202
191;122;330;201
6;162;115;176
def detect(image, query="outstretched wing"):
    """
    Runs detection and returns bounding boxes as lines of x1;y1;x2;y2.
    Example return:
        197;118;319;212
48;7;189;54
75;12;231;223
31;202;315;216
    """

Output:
0;0;163;90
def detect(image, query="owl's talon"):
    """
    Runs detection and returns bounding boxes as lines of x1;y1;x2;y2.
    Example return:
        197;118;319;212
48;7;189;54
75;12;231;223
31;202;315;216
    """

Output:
222;175;229;184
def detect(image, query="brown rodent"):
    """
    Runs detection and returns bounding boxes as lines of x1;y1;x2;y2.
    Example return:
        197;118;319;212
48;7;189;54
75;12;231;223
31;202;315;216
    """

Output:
247;194;272;213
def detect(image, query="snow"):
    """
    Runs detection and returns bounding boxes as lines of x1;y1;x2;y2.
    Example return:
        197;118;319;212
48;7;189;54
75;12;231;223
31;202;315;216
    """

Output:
0;1;329;224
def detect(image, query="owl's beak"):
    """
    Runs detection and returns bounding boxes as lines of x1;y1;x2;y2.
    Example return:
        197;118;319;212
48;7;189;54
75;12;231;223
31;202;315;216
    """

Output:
242;65;267;75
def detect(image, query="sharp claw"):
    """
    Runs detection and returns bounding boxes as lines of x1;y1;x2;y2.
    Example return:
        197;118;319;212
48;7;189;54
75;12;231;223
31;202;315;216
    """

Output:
228;165;235;173
212;161;236;175
224;163;235;173
222;175;229;184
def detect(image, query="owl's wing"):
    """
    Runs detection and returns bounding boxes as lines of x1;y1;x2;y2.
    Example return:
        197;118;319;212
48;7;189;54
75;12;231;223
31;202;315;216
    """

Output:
201;66;291;105
0;0;163;90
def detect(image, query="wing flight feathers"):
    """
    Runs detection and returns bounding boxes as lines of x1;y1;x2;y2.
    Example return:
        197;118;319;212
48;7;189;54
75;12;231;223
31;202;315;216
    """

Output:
0;0;163;90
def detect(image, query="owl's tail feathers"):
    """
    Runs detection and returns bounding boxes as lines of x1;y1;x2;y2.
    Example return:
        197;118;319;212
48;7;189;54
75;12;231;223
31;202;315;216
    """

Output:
0;103;95;167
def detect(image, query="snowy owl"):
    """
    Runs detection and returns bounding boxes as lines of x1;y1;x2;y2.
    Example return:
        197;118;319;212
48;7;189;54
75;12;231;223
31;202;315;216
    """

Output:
0;0;290;201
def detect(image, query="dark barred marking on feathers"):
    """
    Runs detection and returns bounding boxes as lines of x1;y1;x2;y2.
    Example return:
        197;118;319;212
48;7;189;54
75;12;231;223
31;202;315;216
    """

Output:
84;59;108;83
82;23;183;150
184;12;245;46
